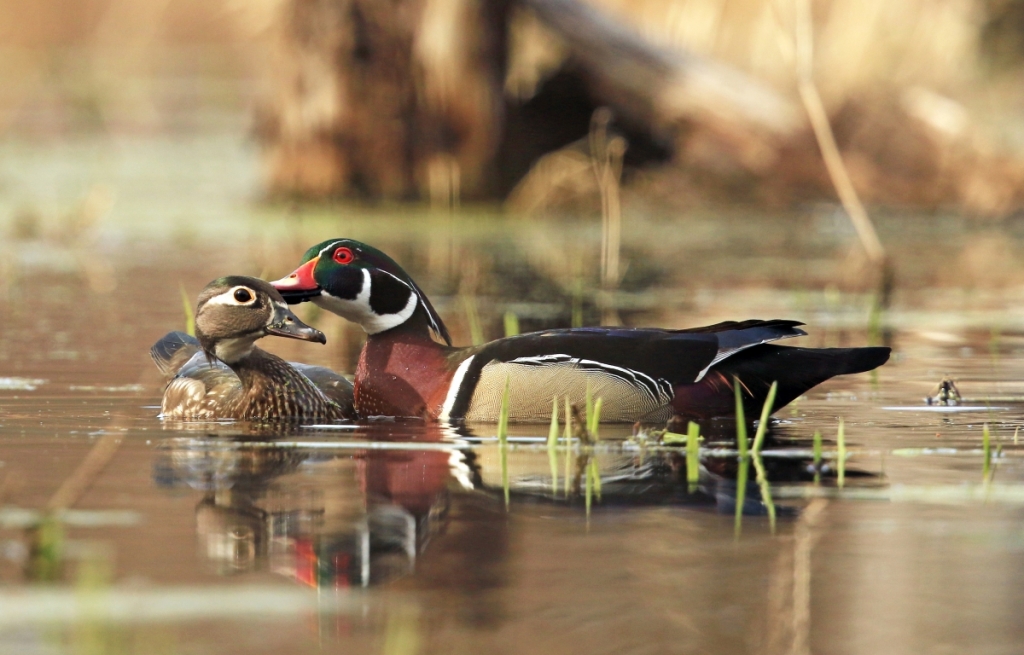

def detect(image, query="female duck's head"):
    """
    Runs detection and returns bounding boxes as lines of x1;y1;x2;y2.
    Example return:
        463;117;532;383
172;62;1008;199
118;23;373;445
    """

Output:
195;276;325;364
272;239;451;345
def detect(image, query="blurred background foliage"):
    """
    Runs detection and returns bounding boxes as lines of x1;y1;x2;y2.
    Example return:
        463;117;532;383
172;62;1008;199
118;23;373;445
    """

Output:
3;0;1024;218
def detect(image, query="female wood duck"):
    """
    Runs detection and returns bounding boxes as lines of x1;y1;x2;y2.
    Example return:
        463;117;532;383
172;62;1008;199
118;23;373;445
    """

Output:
151;276;354;421
271;240;890;422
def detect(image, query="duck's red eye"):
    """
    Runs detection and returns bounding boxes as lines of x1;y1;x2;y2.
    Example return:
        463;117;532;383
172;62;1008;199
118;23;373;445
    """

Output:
332;247;354;264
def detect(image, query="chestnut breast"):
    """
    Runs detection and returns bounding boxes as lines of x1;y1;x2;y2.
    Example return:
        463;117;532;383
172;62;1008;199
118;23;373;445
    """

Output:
354;334;456;418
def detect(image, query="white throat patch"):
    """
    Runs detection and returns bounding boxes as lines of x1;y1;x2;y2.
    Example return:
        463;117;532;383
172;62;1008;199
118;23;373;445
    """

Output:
214;336;259;364
313;268;418;335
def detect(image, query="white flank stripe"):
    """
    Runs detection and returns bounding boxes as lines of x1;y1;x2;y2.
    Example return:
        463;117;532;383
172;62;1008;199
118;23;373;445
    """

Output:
577;358;668;403
508;354;672;404
439;356;475;420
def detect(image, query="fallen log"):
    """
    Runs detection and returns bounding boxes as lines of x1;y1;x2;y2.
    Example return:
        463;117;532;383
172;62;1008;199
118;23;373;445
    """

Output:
257;0;802;200
522;0;802;172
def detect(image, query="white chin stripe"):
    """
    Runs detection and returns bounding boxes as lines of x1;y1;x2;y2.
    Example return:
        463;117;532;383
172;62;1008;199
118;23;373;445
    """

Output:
313;268;418;335
439;356;474;420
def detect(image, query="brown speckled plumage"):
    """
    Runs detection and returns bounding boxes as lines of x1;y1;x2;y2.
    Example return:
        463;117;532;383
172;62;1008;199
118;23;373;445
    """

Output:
161;347;349;420
152;276;355;422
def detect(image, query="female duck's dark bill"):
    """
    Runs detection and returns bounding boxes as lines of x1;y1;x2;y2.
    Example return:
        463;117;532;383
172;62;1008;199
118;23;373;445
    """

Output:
271;258;322;304
266;302;327;343
265;320;326;343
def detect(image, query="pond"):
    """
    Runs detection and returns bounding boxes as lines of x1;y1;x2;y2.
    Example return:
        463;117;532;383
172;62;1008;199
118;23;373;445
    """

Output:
3;132;1024;654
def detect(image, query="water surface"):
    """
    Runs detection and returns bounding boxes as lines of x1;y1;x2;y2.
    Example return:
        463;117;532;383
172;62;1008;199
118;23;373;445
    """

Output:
3;133;1024;655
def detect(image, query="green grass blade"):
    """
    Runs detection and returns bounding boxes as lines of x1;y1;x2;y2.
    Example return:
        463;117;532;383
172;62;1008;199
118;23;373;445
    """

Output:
27;514;64;582
748;384;778;534
590;397;602;440
590;458;602;501
585;383;594;433
503;311;520;337
686;421;700;489
571;278;584;328
585;456;593;518
752;454;777;534
462;295;484;346
734;377;748;457
751;381;778;454
734;376;749;538
734;456;749;539
179;284;195;337
662;431;687;444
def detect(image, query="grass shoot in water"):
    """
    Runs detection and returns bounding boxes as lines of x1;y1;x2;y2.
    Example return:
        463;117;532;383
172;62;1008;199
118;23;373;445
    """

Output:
734;377;748;456
589;398;602;500
548;396;559;496
686;421;701;491
571;278;584;328
837;418;846;488
751;381;778;455
26;514;64;582
179;284;195;337
750;382;779;533
734;377;749;538
585;454;593;518
504;311;520;337
498;376;511;508
462;294;485;345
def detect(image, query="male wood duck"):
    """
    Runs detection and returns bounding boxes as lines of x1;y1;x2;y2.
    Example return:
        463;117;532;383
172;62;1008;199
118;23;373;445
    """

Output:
151;276;354;421
271;240;890;422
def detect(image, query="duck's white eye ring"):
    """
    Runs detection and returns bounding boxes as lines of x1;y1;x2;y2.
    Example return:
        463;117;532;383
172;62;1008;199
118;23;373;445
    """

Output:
205;286;259;307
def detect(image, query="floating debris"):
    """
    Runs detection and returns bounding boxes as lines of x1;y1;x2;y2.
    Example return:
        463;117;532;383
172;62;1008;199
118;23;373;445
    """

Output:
69;384;145;392
883;406;1007;413
0;508;142;528
0;378;46;391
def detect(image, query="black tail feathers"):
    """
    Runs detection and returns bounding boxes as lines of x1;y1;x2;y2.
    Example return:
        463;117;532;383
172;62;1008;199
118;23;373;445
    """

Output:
672;345;890;419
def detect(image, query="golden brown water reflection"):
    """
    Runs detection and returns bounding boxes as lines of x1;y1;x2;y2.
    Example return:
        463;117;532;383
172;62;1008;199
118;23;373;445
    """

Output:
4;136;1024;654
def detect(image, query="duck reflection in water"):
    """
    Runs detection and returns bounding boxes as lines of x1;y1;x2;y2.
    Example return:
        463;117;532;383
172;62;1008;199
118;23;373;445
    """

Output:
154;419;878;588
153;425;478;587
